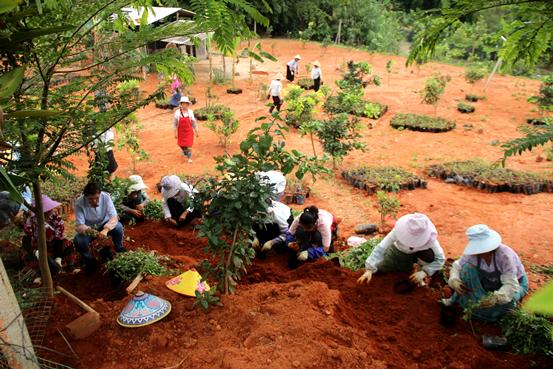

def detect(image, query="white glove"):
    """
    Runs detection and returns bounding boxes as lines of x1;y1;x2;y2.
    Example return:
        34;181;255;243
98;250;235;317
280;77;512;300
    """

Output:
409;270;427;285
297;250;308;261
357;270;372;284
34;250;39;259
480;294;498;308
261;240;273;252
54;257;63;268
251;238;260;249
449;278;470;295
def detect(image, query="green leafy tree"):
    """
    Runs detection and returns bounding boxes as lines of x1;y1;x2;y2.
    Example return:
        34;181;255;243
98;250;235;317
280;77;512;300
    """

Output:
205;110;240;150
464;67;487;92
316;113;366;168
115;113;149;174
0;0;250;297
420;74;449;115
194;116;330;294
285;85;324;128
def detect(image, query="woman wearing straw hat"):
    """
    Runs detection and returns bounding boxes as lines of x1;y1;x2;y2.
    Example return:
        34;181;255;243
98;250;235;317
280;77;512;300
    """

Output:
266;73;284;114
120;175;150;223
173;96;199;163
443;224;528;321
311;60;323;92
23;195;77;274
357;213;446;286
286;54;302;82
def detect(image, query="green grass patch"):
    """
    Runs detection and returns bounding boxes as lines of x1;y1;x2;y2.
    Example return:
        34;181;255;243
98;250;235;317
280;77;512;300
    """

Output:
500;309;553;358
342;166;426;194
326;238;382;271
426;159;553;194
390;113;456;133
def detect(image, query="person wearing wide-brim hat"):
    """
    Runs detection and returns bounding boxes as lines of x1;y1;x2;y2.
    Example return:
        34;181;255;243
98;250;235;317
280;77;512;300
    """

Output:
286;54;302;82
311;60;323;92
266;73;284;114
444;224;528;321
357;213;446;285
22;195;77;274
159;175;201;227
120;175;150;224
173;96;199;163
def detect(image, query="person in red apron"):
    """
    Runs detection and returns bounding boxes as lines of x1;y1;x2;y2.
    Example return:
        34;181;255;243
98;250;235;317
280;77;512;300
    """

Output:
173;96;199;163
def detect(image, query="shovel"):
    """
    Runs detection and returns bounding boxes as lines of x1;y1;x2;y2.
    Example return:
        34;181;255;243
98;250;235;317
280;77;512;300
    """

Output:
57;286;101;339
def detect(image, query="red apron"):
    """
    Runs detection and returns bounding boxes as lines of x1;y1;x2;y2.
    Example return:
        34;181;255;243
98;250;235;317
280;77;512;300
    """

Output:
177;109;194;147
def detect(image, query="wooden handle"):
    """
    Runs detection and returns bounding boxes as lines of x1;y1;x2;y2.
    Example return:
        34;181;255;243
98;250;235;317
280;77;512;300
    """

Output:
56;286;97;314
126;273;143;294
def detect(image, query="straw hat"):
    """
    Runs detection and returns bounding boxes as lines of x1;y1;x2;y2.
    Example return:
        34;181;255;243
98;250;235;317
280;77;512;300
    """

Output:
463;224;502;255
394;213;437;249
128;175;148;193
312;60;320;67
179;96;191;104
294;54;302;60
165;269;210;297
274;72;283;80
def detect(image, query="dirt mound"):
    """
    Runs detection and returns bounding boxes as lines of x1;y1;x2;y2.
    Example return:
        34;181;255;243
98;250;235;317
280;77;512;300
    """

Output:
41;223;546;369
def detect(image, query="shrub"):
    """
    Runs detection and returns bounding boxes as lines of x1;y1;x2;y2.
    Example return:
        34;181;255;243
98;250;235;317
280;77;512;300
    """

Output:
465;94;485;102
212;68;227;85
457;102;475;113
420;74;449;115
104;249;175;282
500;309;553;358
326;238;382;271
342;166;426;193
298;78;314;90
375;191;400;229
41;175;88;204
195;104;231;121
390;113;456;132
107;177;133;209
426;159;553;194
316;113;366;168
285;85;322;128
205;111;239;149
537;75;553;112
143;199;164;221
464;68;486;86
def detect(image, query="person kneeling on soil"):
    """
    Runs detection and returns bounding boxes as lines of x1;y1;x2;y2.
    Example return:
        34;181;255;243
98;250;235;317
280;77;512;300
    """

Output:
160;175;201;227
120;175;150;224
443;224;528;322
252;200;293;257
287;206;337;269
357;213;445;286
74;182;125;269
22;195;77;274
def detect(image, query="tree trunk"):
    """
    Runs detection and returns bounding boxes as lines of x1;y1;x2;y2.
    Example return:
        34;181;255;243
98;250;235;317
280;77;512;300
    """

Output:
31;181;54;297
223;226;239;294
310;133;317;157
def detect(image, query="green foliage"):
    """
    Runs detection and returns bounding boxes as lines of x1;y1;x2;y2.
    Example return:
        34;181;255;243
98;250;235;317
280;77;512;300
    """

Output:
104;249;174;282
386;59;394;84
525;282;553;317
420;74;449;114
326;238;382;271
500;309;553;358
195;104;232;120
205;111;240;149
502;124;553;164
537;75;553;112
194;286;223;311
343;166;424;193
115;113;149;173
462;292;494;321
466;94;485;102
106;177;133;209
285;85;323;128
375;191;400;229
316;113;366;168
41;175;87;203
298;78;314;90
457;102;475;113
532;264;553;276
391;113;456;132
0;224;23;245
212;68;228;85
143;199;164;221
194;116;329;294
464;68;486;85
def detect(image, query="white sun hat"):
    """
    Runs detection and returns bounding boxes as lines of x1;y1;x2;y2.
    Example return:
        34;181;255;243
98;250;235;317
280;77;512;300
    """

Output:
463;224;502;255
394;213;437;250
128;175;148;193
294;54;302;60
179;96;191;104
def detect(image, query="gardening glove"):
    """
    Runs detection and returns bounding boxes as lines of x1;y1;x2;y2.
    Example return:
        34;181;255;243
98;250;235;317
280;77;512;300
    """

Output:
251;238;260;249
357;270;372;284
261;240;273;252
449;278;471;295
480;294;498;308
297;250;308;261
409;270;427;286
288;242;299;252
54;257;63;268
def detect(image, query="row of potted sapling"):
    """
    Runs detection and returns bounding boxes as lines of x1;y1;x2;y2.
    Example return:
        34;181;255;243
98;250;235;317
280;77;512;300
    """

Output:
341;167;427;194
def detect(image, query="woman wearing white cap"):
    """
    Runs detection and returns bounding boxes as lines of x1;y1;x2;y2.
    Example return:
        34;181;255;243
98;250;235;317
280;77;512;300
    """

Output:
255;170;286;201
357;213;446;285
311;61;323;92
444;224;528;321
120;175;150;223
266;73;284;114
286;55;301;82
173;96;199;163
160;175;200;227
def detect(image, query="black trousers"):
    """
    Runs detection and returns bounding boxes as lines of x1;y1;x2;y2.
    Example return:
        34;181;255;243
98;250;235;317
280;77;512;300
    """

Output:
166;198;200;226
269;96;282;113
286;65;294;82
313;77;321;92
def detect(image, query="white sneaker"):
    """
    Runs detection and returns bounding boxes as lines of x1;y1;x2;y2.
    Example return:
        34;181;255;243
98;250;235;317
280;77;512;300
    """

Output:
187;158;193;163
55;257;63;268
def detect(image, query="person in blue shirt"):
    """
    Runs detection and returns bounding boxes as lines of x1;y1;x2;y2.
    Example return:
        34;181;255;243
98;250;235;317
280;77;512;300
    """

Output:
73;182;125;270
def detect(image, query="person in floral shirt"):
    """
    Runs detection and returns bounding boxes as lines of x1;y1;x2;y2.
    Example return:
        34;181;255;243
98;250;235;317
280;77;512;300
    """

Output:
23;195;76;274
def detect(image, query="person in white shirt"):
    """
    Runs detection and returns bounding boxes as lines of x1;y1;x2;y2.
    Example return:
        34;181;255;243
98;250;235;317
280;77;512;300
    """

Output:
93;128;118;179
286;54;301;82
311;60;323;92
173;96;199;163
252;200;293;258
159;175;200;227
255;170;286;201
357;213;446;286
266;73;284;114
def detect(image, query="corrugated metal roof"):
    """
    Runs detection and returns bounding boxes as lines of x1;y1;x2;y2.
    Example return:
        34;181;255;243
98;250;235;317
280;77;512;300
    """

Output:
120;7;194;26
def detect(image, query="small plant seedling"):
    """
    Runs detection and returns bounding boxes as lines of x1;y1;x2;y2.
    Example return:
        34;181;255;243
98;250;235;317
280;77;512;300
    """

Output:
143;199;164;221
375;191;400;230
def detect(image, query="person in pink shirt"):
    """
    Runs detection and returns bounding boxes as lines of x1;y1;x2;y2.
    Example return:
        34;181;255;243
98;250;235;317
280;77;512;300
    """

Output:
287;206;337;269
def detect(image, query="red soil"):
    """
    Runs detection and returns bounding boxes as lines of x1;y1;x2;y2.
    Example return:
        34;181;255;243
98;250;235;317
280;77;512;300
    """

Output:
47;39;553;368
